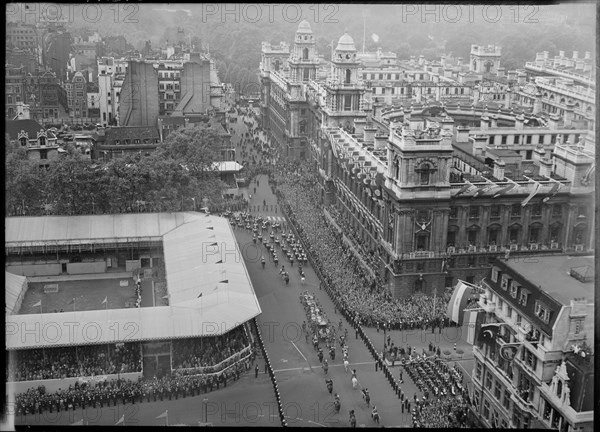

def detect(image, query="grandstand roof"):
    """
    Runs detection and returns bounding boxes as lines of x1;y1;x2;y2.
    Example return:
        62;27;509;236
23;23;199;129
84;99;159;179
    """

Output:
5;213;262;349
5;212;195;246
5;272;27;314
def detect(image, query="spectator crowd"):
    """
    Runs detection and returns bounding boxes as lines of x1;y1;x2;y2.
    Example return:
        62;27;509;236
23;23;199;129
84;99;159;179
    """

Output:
8;343;142;382
269;160;453;330
171;326;249;371
14;324;258;417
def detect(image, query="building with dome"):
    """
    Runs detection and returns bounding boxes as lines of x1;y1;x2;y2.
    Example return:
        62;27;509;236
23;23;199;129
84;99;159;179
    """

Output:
259;27;594;298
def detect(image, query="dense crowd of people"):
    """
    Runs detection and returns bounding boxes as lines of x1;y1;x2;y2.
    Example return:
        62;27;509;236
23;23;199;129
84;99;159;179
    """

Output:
14;322;261;417
227;106;280;169
15;359;253;417
171;326;249;371
269;160;453;330
7;343;142;382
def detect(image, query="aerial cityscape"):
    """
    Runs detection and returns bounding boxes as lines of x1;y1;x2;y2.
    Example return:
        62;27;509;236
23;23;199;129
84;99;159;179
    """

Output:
3;2;596;429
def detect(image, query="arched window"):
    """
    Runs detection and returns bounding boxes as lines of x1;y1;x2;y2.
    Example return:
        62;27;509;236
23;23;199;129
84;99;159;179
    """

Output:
274;60;280;71
549;224;562;243
345;69;351;84
419;164;431;185
573;224;587;245
303;47;309;60
39;136;46;146
20;137;27;147
393;157;400;179
414;276;424;292
415;233;429;251
484;61;493;73
556;380;562;397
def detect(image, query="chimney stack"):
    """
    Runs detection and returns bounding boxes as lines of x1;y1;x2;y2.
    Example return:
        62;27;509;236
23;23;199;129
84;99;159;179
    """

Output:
456;126;470;143
472;135;488;157
563;102;575;127
538;157;553;178
493;159;506;180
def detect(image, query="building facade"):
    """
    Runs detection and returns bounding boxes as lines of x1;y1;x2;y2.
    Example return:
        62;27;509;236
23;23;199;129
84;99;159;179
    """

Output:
6;119;60;166
471;255;593;431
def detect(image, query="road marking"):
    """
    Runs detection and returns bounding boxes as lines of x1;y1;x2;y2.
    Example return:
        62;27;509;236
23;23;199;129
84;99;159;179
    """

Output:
280;359;288;363
272;361;375;373
307;420;327;427
290;341;307;362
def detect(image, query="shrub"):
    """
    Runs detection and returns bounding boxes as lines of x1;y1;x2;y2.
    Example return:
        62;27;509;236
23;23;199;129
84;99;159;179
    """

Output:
443;350;451;356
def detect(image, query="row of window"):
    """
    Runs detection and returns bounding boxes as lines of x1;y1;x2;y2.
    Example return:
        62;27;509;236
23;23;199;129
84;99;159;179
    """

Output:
111;138;160;145
159;84;180;91
158;72;180;79
491;270;552;324
449;204;587;220
447;222;562;246
475;363;512;412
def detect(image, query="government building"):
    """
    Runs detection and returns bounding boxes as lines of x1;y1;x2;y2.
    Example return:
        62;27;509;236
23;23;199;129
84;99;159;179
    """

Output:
259;21;595;299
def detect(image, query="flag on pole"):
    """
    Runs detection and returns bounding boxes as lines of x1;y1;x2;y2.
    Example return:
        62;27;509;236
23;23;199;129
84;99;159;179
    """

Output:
197;292;203;298
219;280;229;284
102;297;108;305
492;177;518;198
472;177;498;198
454;180;477;196
33;300;42;307
521;176;541;207
542;177;563;203
115;414;125;425
156;410;168;420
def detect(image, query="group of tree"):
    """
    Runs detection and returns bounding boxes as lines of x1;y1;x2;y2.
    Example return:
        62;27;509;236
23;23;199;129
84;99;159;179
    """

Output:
5;125;230;217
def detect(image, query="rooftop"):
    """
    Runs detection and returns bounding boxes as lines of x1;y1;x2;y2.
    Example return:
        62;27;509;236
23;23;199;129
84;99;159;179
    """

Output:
5;212;261;349
505;255;594;306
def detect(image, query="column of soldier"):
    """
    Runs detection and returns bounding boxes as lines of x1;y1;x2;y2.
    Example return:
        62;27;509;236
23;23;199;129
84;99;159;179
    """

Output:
14;331;254;417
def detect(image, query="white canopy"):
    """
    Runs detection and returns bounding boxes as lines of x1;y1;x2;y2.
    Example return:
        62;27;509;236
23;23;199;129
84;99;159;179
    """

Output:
5;213;261;350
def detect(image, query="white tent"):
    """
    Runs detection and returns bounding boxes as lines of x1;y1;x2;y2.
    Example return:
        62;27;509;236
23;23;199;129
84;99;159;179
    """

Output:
5;213;261;350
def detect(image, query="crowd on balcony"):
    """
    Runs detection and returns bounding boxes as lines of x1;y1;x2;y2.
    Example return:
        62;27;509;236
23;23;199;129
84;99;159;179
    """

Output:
171;326;249;372
7;342;142;382
271;160;453;330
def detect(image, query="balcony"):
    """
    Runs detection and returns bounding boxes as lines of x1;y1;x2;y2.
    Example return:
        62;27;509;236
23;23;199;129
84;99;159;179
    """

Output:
510;390;536;415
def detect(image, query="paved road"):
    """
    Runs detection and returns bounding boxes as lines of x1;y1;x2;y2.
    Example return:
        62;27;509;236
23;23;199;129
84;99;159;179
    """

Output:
235;175;413;428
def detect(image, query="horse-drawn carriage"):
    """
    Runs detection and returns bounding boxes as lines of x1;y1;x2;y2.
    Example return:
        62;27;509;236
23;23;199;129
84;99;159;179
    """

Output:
300;291;334;341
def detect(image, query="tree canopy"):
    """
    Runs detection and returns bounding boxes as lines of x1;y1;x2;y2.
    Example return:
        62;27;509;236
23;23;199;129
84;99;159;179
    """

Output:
5;125;229;217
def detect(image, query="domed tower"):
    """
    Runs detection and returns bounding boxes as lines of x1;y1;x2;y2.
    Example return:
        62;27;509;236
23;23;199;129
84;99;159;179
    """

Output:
288;20;318;82
322;33;366;130
332;33;360;85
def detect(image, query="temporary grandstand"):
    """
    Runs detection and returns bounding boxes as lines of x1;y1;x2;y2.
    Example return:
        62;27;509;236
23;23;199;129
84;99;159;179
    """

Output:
5;212;261;390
